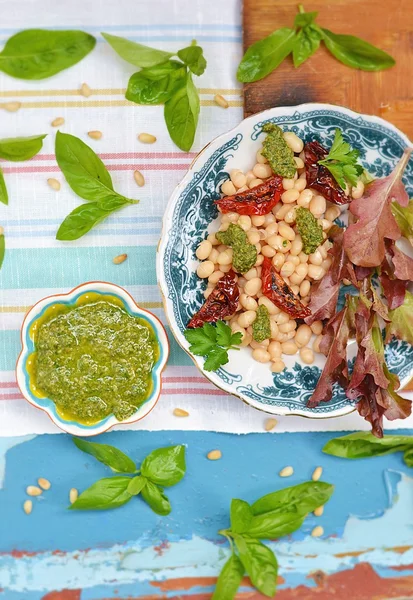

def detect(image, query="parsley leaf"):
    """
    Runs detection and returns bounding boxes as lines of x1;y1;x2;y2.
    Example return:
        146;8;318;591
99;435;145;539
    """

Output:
318;129;363;190
184;321;242;372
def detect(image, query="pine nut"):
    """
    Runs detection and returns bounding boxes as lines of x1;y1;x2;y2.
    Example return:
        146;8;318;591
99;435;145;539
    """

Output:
138;133;157;144
265;418;277;431
80;83;92;97
134;170;145;187
88;130;102;140
279;466;294;477
69;488;78;504
1;101;21;112
47;178;61;191
311;525;324;538
26;485;42;496
173;408;189;417
51;117;65;127
207;450;222;460
23;500;33;515
113;253;128;265
314;506;324;517
214;94;229;108
38;478;51;491
312;466;323;481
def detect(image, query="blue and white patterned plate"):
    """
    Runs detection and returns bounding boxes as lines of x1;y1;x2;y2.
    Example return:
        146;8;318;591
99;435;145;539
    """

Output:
157;104;413;418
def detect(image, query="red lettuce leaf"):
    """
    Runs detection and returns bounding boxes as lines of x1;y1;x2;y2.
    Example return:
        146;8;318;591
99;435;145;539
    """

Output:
385;290;413;344
389;243;413;280
379;272;407;309
344;149;412;267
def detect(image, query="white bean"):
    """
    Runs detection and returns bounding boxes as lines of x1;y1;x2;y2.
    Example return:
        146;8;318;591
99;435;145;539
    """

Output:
252;348;271;363
207;233;219;246
325;205;341;222
238;276;246;288
309;250;323;266
221;264;232;272
272;253;286;270
320;218;332;231
290;236;303;256
295;324;312;347
197;261;214;278
246;230;260;245
271;359;286;373
259;296;279;314
265;222;279;236
294;156;305;169
279;320;297;334
217;249;233;266
250;339;270;350
219;222;230;232
246;170;256;185
351;179;365;199
300;347;314;364
291;284;300;295
244;277;262;296
274;203;292;220
297;189;313;207
278;222;295;241
284;206;297;224
299;251;309;263
282;178;295;190
253;163;272;179
281;341;299;355
280;261;295;278
264;213;276;225
221;180;236;196
261;244;276;258
308;264;325;280
238;310;257;328
281;189;300;204
270;320;279;339
274;311;290;325
240;293;258;311
249;178;263;188
310;195;326;217
251;215;266;227
283;131;304;153
289;256;300;266
244;267;258;280
255;254;264;266
268;341;282;359
294;177;307;192
239;215;252;231
196;240;212;260
256;149;268;164
208;248;219;263
310;321;323;335
299;280;311;297
208;270;224;283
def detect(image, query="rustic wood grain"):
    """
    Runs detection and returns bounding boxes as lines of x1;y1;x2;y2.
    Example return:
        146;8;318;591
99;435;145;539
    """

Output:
243;0;413;139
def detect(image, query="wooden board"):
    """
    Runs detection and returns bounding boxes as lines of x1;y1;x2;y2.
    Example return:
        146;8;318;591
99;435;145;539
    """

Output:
243;0;413;139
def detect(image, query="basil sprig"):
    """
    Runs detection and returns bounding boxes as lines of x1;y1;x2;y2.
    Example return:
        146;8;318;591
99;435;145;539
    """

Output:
70;438;186;513
102;35;206;151
0;30;96;80
55;132;138;240
323;432;413;467
237;4;395;83
212;481;334;598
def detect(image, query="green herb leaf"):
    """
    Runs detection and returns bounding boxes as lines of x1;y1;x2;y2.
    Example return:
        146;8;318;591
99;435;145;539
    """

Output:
237;27;296;83
322;431;413;460
184;325;218;355
321;28;395;72
126;60;187;105
101;32;173;68
391;199;413;245
164;73;200;151
293;25;322;68
251;481;334;516
252;305;271;343
0;233;5;270
294;10;318;28
230;499;253;534
404;448;413;468
203;346;229;371
318;129;363;190
0;135;47;162
56;201;127;241
0;30;96;80
177;44;207;76
261;122;296;178
212;553;244;600
141;445;186;487
245;509;306;539
140;480;171;515
0;168;8;206
184;321;241;372
216;320;242;349
73;437;136;473
127;475;147;495
70;476;132;510
386;290;413;345
234;535;278;597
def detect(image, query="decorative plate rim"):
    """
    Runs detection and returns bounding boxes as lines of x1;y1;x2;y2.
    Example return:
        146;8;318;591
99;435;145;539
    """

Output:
157;102;413;419
16;281;170;436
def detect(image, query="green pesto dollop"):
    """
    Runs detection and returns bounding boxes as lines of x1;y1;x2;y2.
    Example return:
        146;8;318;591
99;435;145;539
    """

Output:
295;207;324;255
33;301;158;424
216;223;257;274
261;122;297;179
252;305;271;343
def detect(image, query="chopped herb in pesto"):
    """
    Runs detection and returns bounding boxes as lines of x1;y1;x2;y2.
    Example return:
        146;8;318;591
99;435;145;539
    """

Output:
252;305;271;343
216;223;257;274
296;207;324;255
261;122;297;179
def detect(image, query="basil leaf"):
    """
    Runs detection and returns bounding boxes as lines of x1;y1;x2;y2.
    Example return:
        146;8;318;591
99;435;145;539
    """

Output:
0;135;47;162
164;73;199;151
321;28;395;71
101;32;173;68
0;168;8;205
0;30;96;80
177;44;207;76
294;10;318;28
127;475;147;495
126;60;187;105
140;445;186;487
246;509;306;539
70;476;132;510
404;448;413;468
293;25;322;68
251;481;334;516
237;28;296;83
230;499;253;534
56;201;126;241
141;480;171;515
73;437;136;473
234;535;278;597
323;432;413;459
0;233;5;270
212;553;244;600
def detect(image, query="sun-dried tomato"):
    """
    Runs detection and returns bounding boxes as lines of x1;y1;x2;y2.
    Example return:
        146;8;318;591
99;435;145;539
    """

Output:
188;270;240;328
215;176;282;216
304;141;349;205
261;257;311;318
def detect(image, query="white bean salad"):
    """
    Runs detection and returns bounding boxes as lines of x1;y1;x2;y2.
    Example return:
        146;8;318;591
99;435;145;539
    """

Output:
194;130;364;373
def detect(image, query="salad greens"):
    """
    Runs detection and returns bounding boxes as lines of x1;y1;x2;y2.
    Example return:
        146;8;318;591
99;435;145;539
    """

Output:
237;4;395;83
184;321;242;372
318;129;364;190
70;438;186;513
